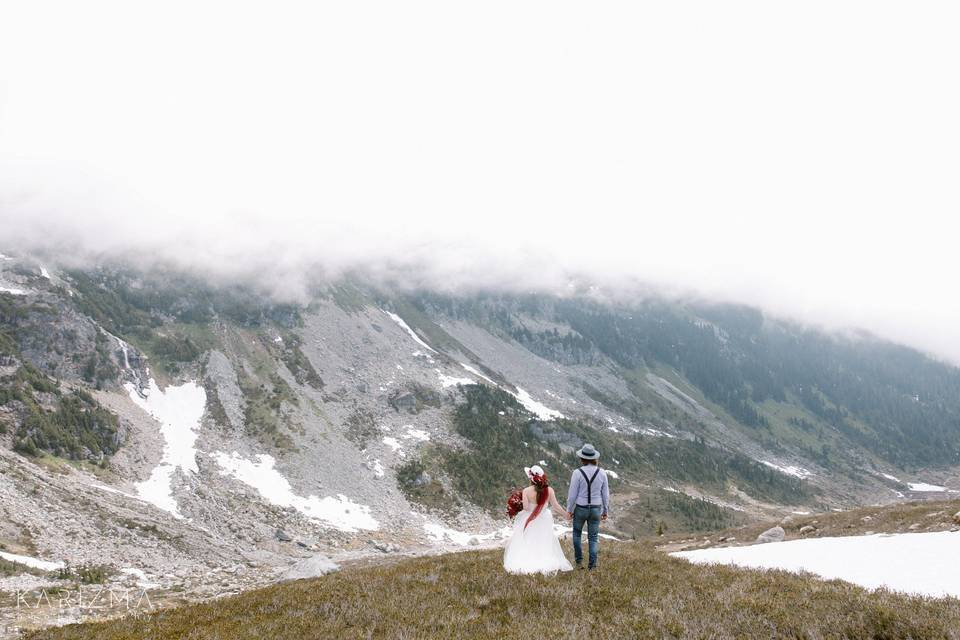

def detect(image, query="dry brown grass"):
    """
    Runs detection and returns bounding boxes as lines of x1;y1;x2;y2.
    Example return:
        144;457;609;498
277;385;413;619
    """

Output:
26;539;960;640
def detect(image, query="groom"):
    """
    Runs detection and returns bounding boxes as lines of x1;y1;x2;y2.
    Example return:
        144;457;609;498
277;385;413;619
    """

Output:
566;443;609;570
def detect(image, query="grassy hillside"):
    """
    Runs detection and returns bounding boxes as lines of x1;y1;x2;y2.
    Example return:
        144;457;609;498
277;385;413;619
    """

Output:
28;541;960;640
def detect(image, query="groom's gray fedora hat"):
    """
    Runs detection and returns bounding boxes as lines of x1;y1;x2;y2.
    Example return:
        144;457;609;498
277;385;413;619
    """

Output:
576;443;600;460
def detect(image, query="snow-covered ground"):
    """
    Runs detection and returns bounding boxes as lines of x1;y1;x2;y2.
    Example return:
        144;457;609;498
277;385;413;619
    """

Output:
459;363;496;385
761;461;813;479
0;550;64;572
673;531;960;598
423;522;511;546
514;387;564;421
907;482;950;492
437;370;475;388
641;427;675;438
0;285;27;295
125;379;206;518
211;451;379;532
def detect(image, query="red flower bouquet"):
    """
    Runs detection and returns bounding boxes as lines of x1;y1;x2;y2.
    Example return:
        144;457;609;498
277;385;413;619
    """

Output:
506;488;524;518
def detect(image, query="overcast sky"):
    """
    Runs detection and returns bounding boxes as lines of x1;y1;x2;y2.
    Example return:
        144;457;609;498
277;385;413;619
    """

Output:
1;2;959;362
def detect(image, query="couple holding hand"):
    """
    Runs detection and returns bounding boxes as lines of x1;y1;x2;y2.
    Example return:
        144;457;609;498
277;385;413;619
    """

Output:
503;444;610;574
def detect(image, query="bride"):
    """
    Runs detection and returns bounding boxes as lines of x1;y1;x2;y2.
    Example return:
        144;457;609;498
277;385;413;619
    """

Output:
503;465;574;575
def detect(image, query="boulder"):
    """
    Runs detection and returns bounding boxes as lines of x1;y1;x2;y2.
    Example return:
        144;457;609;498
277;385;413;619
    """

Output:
908;523;921;531
799;525;816;536
756;526;785;544
281;555;339;581
275;529;293;542
780;516;794;527
953;511;960;525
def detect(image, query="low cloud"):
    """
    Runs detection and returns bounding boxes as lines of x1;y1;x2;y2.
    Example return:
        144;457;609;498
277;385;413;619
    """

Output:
1;2;959;363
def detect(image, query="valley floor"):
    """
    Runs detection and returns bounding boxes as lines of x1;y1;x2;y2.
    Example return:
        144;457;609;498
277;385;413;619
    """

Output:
22;540;960;640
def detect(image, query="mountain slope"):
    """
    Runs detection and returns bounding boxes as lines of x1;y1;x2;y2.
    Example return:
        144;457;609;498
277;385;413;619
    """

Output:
2;252;960;633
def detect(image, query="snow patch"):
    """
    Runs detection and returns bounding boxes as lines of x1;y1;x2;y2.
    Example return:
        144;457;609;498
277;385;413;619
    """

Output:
0;550;64;572
40;267;51;279
383;310;436;353
125;379;206;518
0;285;27;295
642;427;675;439
423;523;510;546
88;483;143;502
907;482;948;492
120;567;160;588
382;437;404;456
437;369;475;389
554;524;620;541
761;461;813;479
212;452;378;532
460;363;497;385
881;473;901;482
673;531;960;598
606;469;620;479
514;387;564;421
456;363;562;421
403;427;430;441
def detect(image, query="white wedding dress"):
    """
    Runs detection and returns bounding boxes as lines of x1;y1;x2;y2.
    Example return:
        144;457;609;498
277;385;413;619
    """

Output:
503;506;574;575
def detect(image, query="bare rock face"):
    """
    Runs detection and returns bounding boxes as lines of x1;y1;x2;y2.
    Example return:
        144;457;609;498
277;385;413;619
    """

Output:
204;350;246;430
756;526;785;544
281;555;339;580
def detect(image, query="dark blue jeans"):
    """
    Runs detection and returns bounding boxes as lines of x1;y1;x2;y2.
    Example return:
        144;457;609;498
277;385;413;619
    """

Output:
572;505;602;568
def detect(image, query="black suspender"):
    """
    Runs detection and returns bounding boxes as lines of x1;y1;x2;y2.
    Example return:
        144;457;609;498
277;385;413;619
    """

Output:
578;467;600;506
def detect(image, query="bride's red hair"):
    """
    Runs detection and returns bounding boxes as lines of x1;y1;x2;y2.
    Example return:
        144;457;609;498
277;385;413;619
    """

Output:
524;472;549;530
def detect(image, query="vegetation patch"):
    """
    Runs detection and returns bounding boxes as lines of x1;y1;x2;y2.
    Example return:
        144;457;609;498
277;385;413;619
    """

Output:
396;458;451;513
620;489;745;537
344;408;381;447
238;370;298;451
275;332;323;390
1;363;121;461
0;556;47;578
